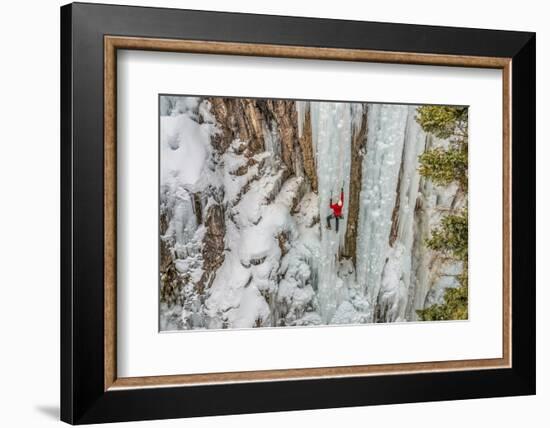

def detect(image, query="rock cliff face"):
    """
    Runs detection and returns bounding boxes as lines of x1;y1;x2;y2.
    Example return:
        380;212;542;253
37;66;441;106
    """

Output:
159;96;465;330
343;105;368;264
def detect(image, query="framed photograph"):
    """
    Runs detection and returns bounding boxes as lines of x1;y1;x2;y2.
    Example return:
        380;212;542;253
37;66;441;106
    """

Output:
61;2;535;424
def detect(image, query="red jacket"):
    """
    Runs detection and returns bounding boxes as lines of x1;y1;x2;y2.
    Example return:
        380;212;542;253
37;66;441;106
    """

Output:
330;191;344;217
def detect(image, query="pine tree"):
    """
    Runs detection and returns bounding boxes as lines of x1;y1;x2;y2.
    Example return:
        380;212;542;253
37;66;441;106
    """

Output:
415;106;469;321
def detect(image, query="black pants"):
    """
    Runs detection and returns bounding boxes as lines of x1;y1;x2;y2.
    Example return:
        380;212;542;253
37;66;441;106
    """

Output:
326;214;341;232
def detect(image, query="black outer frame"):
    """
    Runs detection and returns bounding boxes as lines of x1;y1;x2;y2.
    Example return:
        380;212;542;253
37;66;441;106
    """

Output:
60;2;535;424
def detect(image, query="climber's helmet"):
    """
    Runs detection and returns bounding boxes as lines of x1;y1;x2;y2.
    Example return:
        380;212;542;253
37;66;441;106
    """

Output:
338;200;343;207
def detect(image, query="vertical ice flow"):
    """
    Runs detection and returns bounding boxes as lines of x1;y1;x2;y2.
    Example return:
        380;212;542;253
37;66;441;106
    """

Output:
355;104;409;316
375;107;428;321
310;102;352;322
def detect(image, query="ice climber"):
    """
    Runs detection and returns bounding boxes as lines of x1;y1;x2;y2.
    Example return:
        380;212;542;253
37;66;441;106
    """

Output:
326;188;344;232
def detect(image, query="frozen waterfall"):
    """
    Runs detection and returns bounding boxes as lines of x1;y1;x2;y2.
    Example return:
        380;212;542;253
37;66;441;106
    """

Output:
310;102;352;322
308;103;433;323
355;105;432;322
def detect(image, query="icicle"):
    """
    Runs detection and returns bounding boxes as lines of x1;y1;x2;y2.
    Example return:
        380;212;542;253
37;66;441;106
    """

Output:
371;106;429;321
309;102;353;323
355;104;409;319
296;101;308;138
263;119;281;168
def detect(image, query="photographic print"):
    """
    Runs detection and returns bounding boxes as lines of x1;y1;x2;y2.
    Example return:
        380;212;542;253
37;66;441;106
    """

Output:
159;96;468;331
